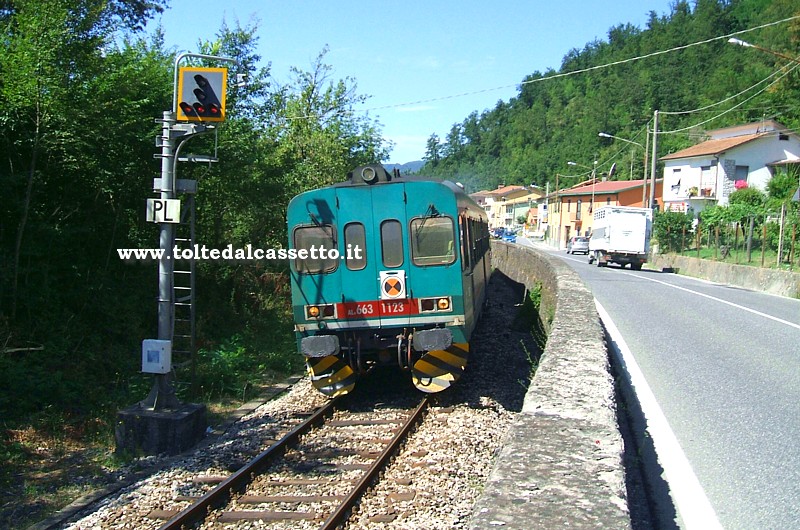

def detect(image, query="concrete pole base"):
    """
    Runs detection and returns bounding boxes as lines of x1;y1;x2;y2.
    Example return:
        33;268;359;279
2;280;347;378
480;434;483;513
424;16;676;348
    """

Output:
115;402;206;456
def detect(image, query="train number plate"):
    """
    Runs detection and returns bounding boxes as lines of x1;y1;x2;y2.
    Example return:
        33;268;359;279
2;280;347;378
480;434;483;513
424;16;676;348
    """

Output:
337;300;418;319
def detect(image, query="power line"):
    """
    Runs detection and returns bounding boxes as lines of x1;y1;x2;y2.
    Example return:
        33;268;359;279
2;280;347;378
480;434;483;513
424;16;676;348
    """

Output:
657;61;800;135
354;14;800;116
283;14;800;122
660;61;797;116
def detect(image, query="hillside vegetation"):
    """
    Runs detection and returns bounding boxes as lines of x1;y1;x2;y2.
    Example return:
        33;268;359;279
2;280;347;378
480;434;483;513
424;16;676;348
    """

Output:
421;0;800;193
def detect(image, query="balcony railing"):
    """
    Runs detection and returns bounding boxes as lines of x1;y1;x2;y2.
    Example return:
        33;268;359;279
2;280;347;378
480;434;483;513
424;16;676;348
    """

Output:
686;187;716;199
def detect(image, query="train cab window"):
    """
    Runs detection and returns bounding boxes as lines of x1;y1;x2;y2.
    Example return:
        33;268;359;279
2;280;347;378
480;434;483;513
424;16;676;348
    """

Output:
344;222;367;270
380;220;404;268
410;217;455;266
293;225;338;274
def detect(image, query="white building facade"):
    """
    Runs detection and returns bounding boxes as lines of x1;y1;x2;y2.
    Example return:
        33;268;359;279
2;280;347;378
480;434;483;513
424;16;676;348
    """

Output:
661;120;800;213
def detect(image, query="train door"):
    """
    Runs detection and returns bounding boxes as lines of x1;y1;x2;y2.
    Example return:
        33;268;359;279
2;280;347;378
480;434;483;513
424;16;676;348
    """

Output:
333;183;411;329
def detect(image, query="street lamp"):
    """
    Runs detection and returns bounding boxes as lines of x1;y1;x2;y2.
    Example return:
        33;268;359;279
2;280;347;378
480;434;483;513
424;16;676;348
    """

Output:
567;159;598;213
551;171;585;249
598;132;643;148
727;38;800;65
599;131;649;203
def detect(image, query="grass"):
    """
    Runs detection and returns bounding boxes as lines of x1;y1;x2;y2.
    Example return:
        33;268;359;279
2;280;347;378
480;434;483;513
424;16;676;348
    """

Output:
675;245;800;271
0;316;303;530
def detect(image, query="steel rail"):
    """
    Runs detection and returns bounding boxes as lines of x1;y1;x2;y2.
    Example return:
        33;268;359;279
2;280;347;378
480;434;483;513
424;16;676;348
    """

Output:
319;395;430;529
158;397;339;530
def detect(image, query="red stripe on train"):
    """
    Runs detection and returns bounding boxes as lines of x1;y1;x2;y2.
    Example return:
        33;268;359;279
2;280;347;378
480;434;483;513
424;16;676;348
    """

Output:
337;299;420;319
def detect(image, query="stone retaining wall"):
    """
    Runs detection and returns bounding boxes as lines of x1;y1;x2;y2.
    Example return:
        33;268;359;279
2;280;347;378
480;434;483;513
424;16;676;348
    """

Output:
650;253;800;298
469;241;630;529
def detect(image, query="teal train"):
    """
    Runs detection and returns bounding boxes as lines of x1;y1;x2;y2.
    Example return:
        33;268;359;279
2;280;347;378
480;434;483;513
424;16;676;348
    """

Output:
287;165;490;396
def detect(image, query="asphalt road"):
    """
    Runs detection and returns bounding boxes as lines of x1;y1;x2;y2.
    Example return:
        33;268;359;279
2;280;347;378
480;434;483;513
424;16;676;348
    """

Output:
518;237;800;530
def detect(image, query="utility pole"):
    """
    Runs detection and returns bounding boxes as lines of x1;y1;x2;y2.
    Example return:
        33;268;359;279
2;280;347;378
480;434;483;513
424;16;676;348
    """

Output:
642;126;650;205
649;110;659;210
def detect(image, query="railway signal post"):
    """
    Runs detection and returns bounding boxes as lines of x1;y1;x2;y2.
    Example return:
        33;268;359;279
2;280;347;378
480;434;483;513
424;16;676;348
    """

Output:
116;53;236;456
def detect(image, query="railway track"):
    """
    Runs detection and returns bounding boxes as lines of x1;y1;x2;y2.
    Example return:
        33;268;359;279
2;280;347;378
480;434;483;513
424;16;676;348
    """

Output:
149;394;430;529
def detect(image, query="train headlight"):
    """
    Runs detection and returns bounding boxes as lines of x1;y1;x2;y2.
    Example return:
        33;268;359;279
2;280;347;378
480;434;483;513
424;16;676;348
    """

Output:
419;297;452;312
361;166;377;183
305;304;336;319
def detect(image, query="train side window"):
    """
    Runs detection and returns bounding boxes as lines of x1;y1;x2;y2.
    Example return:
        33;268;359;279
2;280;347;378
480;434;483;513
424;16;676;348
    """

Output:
380;219;404;268
468;219;477;265
410;216;455;266
344;222;367;270
293;224;338;274
459;216;471;270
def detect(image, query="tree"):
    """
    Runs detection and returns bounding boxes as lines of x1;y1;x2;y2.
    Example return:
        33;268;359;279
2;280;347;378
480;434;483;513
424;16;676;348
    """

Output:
269;46;389;191
424;133;442;166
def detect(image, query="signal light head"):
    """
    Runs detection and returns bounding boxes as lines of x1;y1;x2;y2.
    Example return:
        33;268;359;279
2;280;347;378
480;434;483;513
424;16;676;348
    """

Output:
177;67;227;122
179;102;195;116
194;74;209;87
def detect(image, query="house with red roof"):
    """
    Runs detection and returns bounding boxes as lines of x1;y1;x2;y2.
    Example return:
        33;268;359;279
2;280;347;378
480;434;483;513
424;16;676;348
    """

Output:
660;120;800;212
470;184;542;230
544;178;662;250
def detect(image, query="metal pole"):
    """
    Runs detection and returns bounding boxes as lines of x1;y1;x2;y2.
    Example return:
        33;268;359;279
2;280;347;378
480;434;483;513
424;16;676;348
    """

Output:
649;110;659;210
142;110;180;410
591;160;597;213
643;125;650;205
777;203;786;267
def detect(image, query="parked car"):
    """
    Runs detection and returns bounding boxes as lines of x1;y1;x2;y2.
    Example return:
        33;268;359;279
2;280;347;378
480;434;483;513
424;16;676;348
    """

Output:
492;227;506;239
566;236;589;254
502;230;517;243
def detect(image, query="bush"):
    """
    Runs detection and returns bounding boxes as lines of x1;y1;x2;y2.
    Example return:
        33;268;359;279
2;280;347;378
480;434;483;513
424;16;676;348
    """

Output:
653;210;694;252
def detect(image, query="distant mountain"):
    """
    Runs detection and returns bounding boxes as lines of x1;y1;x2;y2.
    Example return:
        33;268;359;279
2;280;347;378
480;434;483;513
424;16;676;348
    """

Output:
384;160;424;174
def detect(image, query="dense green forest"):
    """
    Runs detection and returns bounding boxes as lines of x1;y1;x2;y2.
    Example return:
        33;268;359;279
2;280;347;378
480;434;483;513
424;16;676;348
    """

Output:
0;0;388;434
1;0;799;479
421;0;800;193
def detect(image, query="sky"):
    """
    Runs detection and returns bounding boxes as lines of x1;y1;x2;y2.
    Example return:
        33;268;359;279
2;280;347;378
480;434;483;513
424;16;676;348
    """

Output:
146;1;678;163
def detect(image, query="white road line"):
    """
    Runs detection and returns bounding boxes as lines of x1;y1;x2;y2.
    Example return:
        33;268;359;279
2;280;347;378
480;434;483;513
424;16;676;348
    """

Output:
629;271;800;330
596;300;723;530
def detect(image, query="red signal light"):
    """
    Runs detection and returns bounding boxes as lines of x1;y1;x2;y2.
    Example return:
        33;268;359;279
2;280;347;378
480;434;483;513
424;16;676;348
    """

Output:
193;102;206;115
208;103;220;116
179;102;195;116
